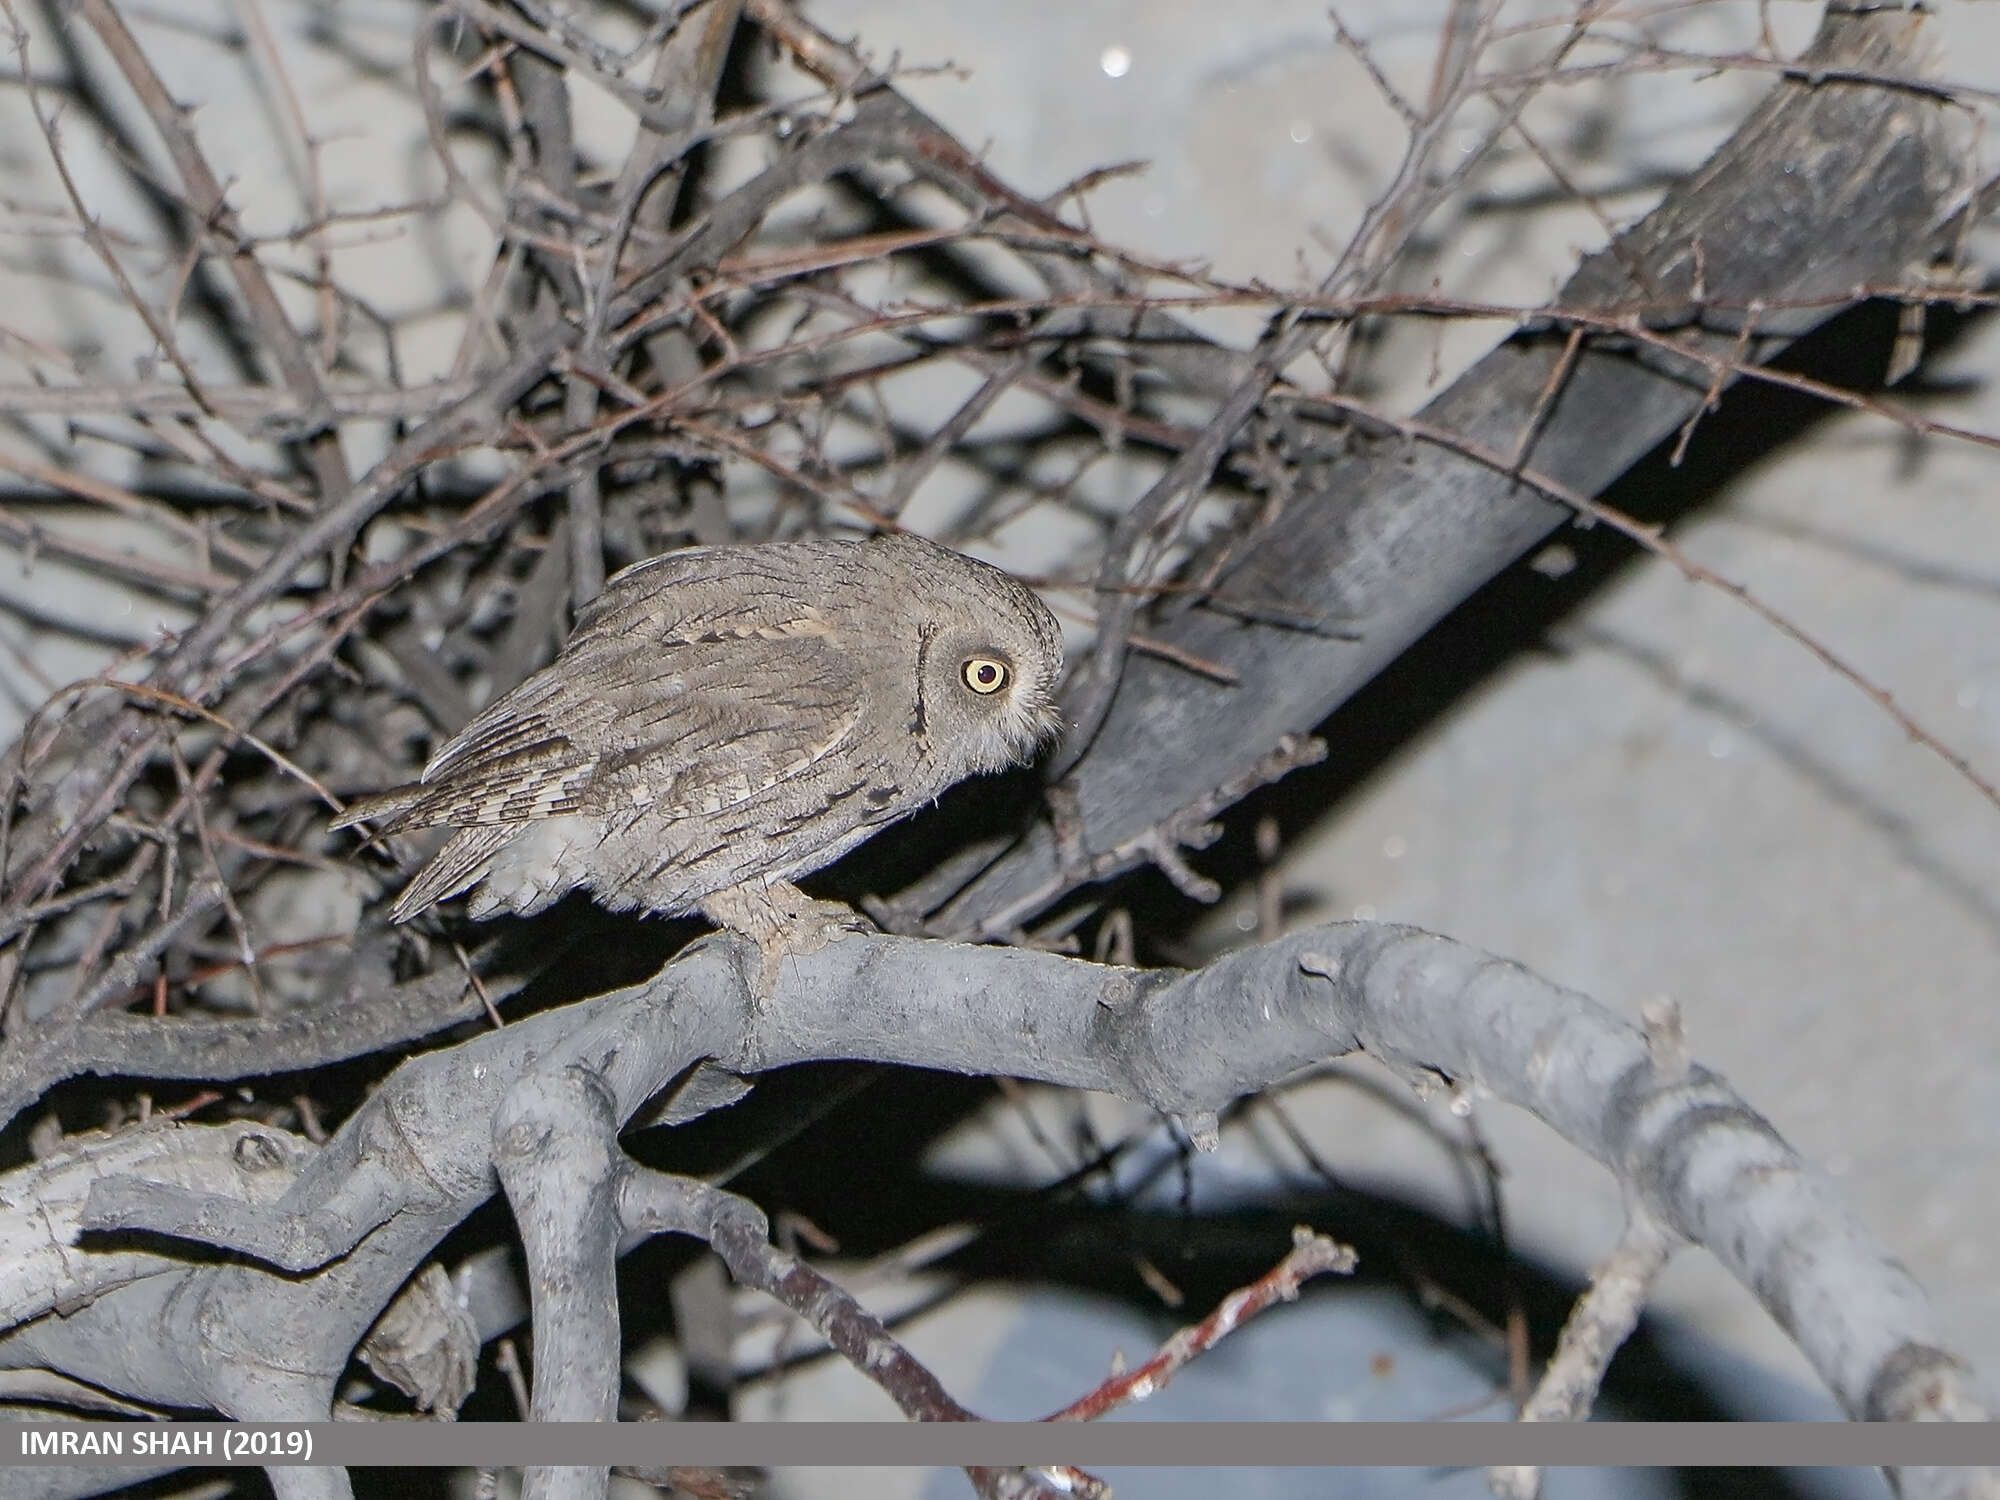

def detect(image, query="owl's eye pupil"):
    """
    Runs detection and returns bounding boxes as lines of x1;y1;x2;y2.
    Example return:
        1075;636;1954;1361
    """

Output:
962;657;1009;695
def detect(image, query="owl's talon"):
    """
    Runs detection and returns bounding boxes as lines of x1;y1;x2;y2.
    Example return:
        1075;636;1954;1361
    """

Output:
699;880;876;1003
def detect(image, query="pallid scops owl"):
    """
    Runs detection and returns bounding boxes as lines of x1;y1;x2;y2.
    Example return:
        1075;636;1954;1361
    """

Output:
334;532;1064;961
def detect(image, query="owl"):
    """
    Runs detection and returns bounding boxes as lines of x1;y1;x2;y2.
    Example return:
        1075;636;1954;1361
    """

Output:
333;532;1064;964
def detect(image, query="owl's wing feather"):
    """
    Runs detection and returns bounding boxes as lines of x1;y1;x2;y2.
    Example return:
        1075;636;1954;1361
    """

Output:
567;543;849;652
388;825;515;919
366;567;868;831
417;542;849;781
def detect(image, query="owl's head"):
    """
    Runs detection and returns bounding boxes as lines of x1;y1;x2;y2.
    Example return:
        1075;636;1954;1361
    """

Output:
891;540;1065;779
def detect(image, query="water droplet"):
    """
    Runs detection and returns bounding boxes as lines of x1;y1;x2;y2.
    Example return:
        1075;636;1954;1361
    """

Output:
1289;119;1312;144
1100;44;1131;79
1382;834;1408;860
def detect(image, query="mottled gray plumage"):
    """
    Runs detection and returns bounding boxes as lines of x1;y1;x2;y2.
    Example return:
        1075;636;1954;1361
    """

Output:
334;533;1063;953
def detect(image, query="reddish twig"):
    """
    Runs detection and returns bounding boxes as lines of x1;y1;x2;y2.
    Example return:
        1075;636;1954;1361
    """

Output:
1042;1227;1357;1422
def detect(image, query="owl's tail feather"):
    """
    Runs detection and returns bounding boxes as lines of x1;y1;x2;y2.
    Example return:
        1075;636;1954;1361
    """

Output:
335;787;516;922
329;783;427;832
388;826;514;922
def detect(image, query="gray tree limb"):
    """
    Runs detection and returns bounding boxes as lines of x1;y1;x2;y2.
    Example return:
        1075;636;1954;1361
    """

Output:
1;922;1987;1499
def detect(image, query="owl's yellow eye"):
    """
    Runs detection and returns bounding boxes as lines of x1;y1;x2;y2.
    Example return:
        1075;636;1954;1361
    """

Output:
961;656;1010;695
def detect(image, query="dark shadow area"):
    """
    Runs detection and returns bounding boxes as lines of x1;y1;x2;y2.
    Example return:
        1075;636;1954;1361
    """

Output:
13;1471;276;1500
350;1471;452;1499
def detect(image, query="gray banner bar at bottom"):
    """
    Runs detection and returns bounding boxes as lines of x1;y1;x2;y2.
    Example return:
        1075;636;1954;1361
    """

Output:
10;1422;2000;1469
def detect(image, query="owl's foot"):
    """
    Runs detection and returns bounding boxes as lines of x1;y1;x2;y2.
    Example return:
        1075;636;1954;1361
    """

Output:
699;879;873;1000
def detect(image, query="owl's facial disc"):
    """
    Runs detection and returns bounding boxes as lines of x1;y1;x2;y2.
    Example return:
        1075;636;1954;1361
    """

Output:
925;625;1063;777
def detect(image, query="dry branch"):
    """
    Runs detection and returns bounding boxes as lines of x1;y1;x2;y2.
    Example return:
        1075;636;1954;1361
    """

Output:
0;922;1987;1500
939;5;1982;935
0;0;1993;1494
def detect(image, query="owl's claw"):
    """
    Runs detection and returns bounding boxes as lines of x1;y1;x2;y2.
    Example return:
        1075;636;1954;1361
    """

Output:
699;879;875;1001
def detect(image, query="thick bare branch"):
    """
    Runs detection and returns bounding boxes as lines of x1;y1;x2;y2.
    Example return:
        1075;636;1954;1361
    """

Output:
9;922;1986;1500
940;4;1977;935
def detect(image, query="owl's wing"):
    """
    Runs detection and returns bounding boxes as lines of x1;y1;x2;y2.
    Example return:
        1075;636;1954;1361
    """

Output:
365;555;869;831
